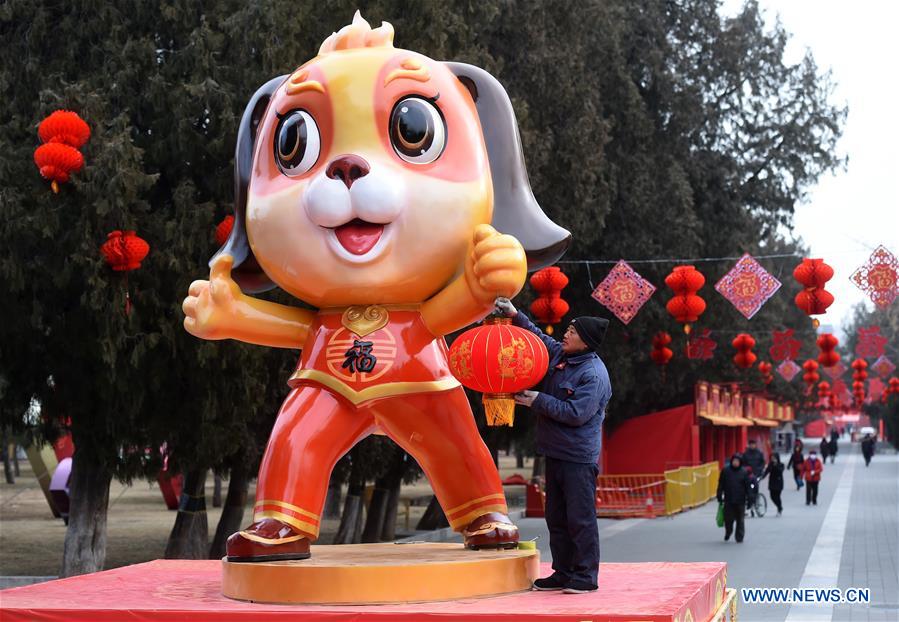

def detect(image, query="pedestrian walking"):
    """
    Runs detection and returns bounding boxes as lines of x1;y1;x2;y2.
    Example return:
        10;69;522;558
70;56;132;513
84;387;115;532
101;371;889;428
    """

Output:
802;450;824;505
861;433;876;467
828;432;838;464
762;453;785;515
787;440;804;490
716;453;750;543
495;298;611;595
819;436;830;463
742;439;766;480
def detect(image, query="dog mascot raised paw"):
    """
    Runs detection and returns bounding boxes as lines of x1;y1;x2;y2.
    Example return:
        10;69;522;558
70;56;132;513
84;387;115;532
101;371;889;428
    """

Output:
183;11;569;562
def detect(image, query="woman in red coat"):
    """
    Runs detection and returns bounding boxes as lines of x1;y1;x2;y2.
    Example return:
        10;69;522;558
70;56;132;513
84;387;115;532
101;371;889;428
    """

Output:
802;450;824;506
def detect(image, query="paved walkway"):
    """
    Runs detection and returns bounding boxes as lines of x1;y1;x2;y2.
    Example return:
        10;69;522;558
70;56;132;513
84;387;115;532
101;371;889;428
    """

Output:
439;439;897;621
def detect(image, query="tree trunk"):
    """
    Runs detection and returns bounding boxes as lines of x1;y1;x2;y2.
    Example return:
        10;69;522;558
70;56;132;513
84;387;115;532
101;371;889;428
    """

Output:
164;467;208;559
362;448;406;542
416;495;449;531
323;470;343;519
61;448;113;577
2;430;14;484
361;478;390;543
532;455;545;479
13;442;20;476
380;477;402;541
212;474;222;508
335;457;366;544
209;463;249;559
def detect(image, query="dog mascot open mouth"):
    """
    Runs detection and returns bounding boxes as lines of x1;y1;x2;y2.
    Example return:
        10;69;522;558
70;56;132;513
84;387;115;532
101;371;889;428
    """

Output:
332;219;384;255
183;11;571;566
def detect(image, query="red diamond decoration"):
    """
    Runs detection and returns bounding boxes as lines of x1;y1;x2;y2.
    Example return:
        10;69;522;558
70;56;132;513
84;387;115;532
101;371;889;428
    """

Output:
592;260;656;325
871;355;896;378
850;245;899;308
769;329;802;362
869;378;886;400
822;361;847;380
855;326;887;358
686;328;716;360
777;359;801;382
714;254;782;319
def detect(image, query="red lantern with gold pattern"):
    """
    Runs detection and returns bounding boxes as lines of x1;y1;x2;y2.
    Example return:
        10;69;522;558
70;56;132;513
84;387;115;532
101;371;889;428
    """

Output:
732;333;757;369
665;265;706;334
817;333;840;368
449;317;550;426
794;259;834;327
529;267;569;335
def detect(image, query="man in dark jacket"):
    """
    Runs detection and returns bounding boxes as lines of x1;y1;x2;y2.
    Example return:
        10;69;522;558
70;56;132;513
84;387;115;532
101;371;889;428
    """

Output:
495;298;611;595
717;453;750;542
861;434;876;466
742;440;766;479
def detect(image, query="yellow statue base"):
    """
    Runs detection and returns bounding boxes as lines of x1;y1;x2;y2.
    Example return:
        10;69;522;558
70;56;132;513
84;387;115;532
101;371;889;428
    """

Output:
222;542;539;604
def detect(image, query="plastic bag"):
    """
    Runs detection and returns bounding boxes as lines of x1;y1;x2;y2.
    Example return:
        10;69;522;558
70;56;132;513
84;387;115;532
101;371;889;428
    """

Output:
716;502;725;528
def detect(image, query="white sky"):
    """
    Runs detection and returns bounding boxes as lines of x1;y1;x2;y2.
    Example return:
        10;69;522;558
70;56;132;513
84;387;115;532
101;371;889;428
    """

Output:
721;0;899;335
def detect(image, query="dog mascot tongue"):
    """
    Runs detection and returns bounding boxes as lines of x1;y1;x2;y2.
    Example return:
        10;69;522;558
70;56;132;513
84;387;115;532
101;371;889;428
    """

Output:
183;11;569;562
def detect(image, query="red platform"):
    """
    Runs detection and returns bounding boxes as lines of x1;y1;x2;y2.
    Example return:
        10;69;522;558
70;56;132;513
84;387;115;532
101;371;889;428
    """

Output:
0;559;727;621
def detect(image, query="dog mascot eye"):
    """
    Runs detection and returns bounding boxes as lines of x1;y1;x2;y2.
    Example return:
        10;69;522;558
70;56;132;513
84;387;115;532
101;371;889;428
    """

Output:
275;110;321;176
389;97;446;164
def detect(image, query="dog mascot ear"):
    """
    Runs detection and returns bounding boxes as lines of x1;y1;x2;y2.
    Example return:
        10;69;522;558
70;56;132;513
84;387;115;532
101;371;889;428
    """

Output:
213;75;287;293
446;62;571;270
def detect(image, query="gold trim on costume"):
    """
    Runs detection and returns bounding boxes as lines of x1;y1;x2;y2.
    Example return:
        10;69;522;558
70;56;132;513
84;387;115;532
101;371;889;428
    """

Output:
319;303;422;315
254;500;320;522
254;510;319;537
446;493;508;517
449;504;510;530
237;531;307;545
384;58;431;86
289;369;460;405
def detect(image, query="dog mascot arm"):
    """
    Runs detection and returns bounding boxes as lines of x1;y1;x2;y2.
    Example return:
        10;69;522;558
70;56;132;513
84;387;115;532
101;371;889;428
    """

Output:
421;224;527;337
182;254;314;349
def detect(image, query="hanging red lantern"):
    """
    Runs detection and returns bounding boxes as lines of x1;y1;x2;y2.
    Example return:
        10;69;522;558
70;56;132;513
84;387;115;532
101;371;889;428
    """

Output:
101;230;150;316
665;266;706;334
851;358;868;382
802;359;820;389
215;215;234;246
732;333;757;369
650;331;673;366
101;231;150;271
34;110;90;193
886;377;899;401
816;333;840;368
817;380;831;402
758;361;774;385
448;317;550;426
529;266;569;335
793;259;834;327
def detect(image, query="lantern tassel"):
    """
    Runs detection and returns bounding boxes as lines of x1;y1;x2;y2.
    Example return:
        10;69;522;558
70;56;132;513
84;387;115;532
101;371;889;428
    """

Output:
51;180;59;193
483;394;515;427
546;325;554;335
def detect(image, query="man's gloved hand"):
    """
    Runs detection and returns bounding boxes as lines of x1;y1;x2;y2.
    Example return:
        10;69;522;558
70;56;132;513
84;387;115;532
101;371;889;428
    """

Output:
494;297;517;318
514;390;538;407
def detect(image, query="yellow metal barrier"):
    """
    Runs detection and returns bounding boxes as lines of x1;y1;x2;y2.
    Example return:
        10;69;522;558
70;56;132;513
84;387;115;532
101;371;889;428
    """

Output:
663;462;719;516
595;462;719;518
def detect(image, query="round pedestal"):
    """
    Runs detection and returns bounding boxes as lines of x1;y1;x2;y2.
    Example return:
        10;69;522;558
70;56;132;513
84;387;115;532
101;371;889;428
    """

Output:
222;542;539;604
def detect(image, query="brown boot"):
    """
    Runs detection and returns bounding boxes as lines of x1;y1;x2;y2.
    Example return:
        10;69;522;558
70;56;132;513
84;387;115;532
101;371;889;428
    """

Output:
225;518;311;562
462;511;519;550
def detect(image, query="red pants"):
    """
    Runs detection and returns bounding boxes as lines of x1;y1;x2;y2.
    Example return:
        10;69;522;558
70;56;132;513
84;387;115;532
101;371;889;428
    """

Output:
253;385;508;539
